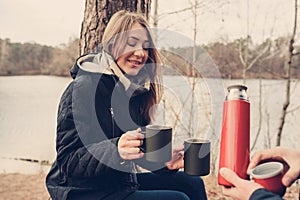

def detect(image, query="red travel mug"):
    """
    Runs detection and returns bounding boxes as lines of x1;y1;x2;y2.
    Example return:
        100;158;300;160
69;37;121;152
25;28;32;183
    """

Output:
218;84;250;186
250;162;286;196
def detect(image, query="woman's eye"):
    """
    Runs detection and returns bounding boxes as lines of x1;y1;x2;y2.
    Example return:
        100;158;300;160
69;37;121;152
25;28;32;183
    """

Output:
126;37;151;50
127;38;138;47
142;41;151;50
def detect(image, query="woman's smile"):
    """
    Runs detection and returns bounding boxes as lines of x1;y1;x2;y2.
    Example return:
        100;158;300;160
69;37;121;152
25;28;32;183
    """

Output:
128;58;144;67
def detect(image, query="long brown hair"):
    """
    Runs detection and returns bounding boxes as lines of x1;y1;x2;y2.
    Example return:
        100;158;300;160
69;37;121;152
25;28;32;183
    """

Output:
102;10;163;123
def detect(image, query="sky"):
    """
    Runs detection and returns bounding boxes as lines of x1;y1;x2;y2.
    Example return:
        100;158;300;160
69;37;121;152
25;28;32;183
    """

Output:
0;0;298;46
0;0;85;46
156;0;297;45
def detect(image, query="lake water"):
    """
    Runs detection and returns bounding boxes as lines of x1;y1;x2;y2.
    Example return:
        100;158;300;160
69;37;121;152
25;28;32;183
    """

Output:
0;76;72;174
0;76;299;174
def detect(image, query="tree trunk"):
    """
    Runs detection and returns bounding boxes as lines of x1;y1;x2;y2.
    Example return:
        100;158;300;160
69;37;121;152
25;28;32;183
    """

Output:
79;0;152;55
276;0;297;146
250;62;262;151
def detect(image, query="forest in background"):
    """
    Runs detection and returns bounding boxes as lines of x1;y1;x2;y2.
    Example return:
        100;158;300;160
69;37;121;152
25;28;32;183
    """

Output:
0;36;299;79
0;38;79;77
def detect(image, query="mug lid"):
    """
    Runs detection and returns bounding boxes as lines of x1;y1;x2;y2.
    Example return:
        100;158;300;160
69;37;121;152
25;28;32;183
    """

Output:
146;124;171;130
184;138;210;143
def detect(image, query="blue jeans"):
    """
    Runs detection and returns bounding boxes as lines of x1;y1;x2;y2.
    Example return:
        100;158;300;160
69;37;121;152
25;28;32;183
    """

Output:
125;171;207;200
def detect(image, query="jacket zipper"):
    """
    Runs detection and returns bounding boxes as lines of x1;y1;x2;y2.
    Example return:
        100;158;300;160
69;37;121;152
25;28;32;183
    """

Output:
110;75;118;139
109;107;115;138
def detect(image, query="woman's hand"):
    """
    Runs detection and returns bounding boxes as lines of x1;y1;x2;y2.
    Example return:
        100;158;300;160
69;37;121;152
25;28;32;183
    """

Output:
118;128;144;160
165;146;184;170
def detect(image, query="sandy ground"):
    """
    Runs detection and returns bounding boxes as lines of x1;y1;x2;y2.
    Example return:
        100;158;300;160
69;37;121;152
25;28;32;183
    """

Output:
0;173;298;200
0;173;49;200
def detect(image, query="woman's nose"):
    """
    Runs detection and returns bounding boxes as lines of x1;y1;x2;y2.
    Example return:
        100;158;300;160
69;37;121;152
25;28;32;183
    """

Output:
133;48;145;58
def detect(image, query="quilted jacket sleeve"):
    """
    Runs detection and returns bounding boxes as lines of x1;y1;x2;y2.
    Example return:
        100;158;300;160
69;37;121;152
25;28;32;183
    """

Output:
56;74;128;178
249;188;282;200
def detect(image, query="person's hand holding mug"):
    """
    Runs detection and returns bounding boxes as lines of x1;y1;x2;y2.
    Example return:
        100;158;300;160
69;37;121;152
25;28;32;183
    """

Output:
220;147;300;200
165;146;184;170
118;128;145;160
247;147;300;187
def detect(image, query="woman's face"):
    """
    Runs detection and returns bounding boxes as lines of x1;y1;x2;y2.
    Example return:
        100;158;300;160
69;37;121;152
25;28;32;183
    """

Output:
116;23;150;76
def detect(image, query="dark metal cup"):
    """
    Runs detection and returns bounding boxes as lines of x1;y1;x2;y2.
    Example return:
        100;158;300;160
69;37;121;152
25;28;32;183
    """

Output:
141;125;172;163
184;139;210;176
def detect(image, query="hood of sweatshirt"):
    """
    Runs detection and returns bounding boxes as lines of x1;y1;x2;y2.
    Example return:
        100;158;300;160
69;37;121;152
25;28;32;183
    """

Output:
70;50;151;97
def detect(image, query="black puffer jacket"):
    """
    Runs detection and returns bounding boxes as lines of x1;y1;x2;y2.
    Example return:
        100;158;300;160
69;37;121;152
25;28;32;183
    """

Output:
46;51;172;200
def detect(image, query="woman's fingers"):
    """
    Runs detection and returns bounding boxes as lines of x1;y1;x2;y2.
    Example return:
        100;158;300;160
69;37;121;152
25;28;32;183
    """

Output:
125;139;143;147
124;129;144;140
118;147;144;159
118;128;145;160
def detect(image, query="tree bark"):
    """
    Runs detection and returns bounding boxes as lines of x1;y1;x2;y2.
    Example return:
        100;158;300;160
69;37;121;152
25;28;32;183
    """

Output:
79;0;152;55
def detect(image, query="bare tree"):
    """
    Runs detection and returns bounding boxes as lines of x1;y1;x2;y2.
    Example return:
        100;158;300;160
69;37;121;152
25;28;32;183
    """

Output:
276;0;298;146
250;60;263;151
239;37;271;81
238;0;276;81
152;0;158;29
79;0;152;55
264;109;271;149
0;39;10;73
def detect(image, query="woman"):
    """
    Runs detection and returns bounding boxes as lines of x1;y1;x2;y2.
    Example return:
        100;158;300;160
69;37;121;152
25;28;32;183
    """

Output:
46;10;207;200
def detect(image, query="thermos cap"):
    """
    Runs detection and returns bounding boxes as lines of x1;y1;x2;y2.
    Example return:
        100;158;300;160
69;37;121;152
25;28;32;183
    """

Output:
226;84;248;101
227;84;247;91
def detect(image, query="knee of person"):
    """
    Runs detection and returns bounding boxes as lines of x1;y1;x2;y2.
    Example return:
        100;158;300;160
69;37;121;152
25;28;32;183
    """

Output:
191;176;205;185
180;172;205;187
189;176;205;191
174;191;190;200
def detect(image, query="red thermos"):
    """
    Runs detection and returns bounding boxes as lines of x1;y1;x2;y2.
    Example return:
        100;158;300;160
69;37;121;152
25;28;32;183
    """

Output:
218;84;250;186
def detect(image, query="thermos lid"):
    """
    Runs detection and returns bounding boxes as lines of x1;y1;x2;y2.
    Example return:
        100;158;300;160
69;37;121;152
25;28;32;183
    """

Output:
227;84;247;91
226;84;248;101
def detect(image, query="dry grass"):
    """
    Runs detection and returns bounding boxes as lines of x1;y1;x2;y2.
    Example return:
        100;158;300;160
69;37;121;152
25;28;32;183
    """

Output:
0;173;298;200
